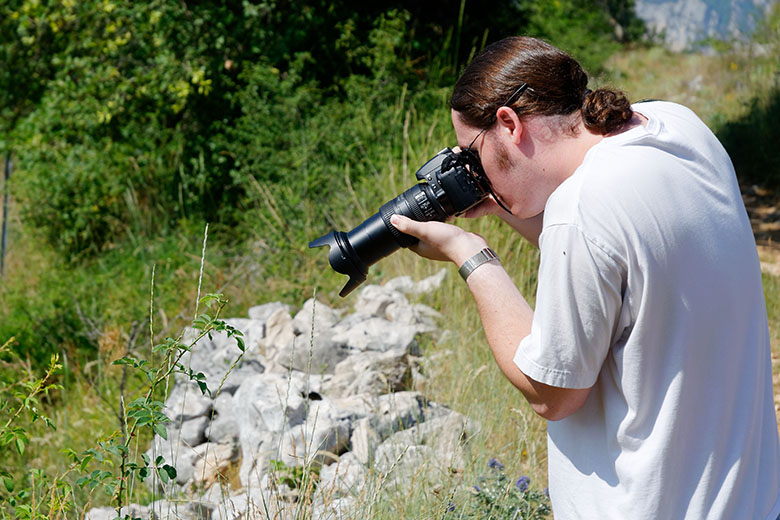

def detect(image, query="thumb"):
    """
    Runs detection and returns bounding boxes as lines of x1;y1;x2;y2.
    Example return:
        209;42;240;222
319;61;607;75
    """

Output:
390;214;415;234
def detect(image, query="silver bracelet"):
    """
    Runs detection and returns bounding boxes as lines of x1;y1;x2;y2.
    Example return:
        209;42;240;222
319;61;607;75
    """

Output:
458;248;500;281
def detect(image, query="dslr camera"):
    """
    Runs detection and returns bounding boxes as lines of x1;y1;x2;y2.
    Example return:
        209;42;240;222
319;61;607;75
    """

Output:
310;147;491;296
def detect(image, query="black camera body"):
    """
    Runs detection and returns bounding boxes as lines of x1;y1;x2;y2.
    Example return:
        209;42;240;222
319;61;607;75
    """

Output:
310;147;489;296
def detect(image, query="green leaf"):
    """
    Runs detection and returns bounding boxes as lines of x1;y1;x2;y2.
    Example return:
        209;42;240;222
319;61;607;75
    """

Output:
163;464;177;480
153;422;168;440
15;436;25;455
127;397;148;409
112;356;138;367
135;413;153;426
199;293;222;307
79;454;93;472
3;476;14;493
42;416;56;431
106;443;127;457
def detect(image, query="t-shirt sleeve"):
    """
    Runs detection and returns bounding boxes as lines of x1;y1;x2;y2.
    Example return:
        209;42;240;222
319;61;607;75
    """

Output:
514;223;624;389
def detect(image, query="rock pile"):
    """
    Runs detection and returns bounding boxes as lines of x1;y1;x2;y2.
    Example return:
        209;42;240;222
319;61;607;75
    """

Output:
86;270;476;520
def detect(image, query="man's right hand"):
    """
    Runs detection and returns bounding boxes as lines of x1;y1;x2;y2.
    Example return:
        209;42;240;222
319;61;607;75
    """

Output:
390;214;489;267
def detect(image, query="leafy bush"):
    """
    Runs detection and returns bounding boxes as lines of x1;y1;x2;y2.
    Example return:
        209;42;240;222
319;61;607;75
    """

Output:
3;0;639;258
0;339;71;519
522;0;646;74
713;4;780;188
717;88;780;189
6;1;249;255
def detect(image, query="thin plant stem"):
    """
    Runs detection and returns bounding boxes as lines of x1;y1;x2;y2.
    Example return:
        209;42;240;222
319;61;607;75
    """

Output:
194;223;209;321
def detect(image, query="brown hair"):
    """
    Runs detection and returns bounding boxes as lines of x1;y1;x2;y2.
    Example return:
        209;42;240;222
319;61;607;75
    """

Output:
451;36;632;135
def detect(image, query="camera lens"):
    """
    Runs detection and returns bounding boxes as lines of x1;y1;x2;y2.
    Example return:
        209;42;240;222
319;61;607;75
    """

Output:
309;183;447;297
309;148;488;297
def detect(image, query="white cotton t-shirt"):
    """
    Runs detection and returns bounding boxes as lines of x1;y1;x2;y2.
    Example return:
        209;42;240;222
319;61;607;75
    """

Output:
513;101;780;519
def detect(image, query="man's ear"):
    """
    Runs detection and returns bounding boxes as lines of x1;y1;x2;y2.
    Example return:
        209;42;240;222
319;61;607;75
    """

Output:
495;106;523;145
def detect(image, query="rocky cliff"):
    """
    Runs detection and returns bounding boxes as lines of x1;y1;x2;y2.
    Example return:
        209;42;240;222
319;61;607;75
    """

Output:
635;0;774;51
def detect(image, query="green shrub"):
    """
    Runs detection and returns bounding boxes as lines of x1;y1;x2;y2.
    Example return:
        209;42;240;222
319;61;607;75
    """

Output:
717;88;780;188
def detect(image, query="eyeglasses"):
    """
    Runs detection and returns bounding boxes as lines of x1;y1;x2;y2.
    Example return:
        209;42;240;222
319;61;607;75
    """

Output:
461;83;531;214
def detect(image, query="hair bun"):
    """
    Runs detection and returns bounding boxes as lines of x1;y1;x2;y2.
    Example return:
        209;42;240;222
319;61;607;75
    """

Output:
582;88;633;135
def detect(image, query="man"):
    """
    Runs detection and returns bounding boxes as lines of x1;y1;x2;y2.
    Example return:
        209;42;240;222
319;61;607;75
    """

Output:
391;36;780;519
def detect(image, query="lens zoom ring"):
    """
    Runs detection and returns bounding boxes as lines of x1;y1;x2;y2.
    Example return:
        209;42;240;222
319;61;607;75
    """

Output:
380;203;418;247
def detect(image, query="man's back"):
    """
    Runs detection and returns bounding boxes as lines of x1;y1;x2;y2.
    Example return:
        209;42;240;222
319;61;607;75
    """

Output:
515;101;780;518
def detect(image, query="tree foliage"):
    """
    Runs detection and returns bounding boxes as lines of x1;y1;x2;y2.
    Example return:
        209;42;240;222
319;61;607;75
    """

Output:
1;0;642;258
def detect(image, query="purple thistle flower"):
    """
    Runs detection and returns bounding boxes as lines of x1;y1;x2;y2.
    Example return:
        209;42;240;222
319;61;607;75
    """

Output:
473;484;482;493
515;475;530;492
487;458;505;471
447;501;456;512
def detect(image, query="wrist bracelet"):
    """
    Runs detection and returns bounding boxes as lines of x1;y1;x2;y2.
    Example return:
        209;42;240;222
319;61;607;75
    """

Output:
458;248;500;281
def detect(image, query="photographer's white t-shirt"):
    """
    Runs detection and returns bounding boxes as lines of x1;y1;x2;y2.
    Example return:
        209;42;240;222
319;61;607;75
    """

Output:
513;101;780;519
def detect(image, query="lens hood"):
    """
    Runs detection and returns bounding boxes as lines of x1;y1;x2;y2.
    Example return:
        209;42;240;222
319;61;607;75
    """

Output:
309;231;368;297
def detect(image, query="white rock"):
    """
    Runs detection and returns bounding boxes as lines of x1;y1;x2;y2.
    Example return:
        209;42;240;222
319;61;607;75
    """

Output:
355;284;409;317
383;409;476;472
408;268;447;294
145;436;200;487
322;348;411;398
208;490;270;520
275;329;353;374
248;301;293;322
373;443;435;487
232;372;308;487
350;391;430;465
164;381;213;423
190;442;239;488
262;308;295;356
279;400;351;468
206;391;238;444
146;499;212;520
330;316;418;352
293;298;340;335
84;505;149;520
316;452;367;500
312;496;357;520
176;415;210;447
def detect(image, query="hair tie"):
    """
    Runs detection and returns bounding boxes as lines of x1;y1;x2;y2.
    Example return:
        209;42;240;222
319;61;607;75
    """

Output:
583;88;592;99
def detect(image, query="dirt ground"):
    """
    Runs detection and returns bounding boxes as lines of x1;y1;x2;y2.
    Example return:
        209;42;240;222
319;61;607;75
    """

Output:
745;185;780;276
742;185;780;430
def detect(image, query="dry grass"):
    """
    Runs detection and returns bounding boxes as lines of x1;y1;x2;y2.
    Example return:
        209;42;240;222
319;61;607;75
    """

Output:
603;44;777;127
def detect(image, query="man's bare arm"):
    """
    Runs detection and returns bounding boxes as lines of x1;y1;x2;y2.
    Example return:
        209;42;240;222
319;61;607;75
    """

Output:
464;259;591;421
390;214;590;421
